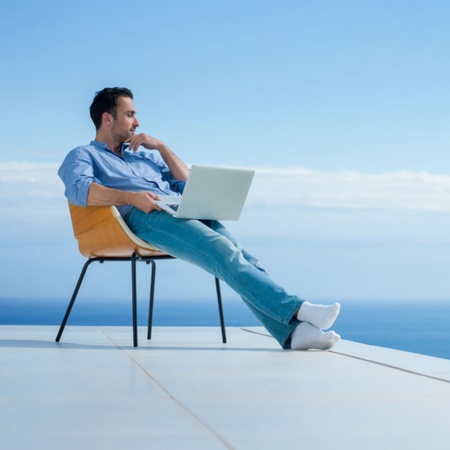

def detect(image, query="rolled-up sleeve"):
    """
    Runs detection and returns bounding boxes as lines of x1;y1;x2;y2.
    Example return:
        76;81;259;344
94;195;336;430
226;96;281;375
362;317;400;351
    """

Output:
58;147;97;206
169;179;186;194
157;158;186;194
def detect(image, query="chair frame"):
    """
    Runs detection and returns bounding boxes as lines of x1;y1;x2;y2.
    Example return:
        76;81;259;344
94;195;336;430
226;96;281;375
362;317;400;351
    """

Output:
55;204;227;347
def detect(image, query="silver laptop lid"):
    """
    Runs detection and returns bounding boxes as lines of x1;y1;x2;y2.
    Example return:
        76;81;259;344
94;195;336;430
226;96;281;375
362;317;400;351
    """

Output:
175;165;255;220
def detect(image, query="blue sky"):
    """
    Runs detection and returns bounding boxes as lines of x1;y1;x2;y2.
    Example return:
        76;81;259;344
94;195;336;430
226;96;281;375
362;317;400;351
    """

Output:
1;0;450;305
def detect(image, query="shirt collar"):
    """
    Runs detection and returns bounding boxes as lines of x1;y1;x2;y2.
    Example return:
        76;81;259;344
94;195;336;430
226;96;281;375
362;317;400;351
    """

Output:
90;140;109;150
90;141;129;156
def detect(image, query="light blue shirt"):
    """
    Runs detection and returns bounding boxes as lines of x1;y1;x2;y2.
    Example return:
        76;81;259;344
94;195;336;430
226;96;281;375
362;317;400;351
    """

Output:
58;141;185;216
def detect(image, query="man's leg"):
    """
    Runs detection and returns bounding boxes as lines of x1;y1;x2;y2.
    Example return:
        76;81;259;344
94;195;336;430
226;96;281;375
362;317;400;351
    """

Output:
126;209;301;347
201;220;314;347
125;209;340;349
207;220;341;343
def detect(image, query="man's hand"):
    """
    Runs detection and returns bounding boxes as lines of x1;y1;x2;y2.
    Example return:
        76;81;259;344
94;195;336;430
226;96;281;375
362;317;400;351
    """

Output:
126;133;190;182
126;133;166;152
87;183;163;214
129;191;163;213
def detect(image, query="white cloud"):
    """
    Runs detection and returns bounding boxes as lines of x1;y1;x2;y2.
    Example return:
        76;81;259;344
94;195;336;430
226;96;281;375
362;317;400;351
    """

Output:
247;167;450;212
1;161;450;300
2;161;450;216
0;161;62;200
0;161;66;223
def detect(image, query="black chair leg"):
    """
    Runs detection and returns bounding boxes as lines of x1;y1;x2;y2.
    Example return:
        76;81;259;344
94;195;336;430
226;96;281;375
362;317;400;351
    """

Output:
215;277;227;343
56;258;97;342
131;253;138;347
56;255;227;347
146;262;227;343
147;260;157;340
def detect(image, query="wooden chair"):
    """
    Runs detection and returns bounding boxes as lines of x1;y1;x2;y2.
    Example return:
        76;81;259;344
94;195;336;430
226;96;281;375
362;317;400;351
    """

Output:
55;204;226;347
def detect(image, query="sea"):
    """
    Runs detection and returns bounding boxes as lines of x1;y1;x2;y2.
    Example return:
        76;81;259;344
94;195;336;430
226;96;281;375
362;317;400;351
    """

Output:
1;297;450;360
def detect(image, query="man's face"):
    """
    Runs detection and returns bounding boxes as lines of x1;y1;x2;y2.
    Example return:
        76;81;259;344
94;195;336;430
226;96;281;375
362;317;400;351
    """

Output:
109;96;140;143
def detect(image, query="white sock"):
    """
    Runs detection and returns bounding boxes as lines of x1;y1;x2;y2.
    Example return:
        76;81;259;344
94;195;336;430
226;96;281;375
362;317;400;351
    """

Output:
296;301;341;330
291;322;340;350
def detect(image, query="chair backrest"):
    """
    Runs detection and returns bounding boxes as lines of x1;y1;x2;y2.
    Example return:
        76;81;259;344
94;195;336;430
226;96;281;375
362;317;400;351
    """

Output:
68;203;164;258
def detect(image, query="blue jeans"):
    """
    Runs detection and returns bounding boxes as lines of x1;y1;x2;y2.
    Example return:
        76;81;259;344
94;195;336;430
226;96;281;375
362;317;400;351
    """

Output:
125;209;303;349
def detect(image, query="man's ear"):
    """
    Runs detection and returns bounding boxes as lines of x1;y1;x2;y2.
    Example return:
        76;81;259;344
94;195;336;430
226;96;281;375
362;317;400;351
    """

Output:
102;112;113;127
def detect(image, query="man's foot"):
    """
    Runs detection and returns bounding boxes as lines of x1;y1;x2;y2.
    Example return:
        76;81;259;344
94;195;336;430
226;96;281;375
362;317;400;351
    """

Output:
296;301;341;330
291;322;340;350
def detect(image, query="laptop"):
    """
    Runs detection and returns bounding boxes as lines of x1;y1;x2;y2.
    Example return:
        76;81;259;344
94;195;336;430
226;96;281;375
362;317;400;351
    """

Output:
156;165;255;220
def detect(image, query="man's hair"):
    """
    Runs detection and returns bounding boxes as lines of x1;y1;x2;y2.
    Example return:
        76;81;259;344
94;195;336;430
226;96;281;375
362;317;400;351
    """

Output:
89;87;134;130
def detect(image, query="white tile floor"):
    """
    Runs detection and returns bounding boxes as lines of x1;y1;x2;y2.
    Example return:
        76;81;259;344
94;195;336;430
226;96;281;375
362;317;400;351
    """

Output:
1;325;450;450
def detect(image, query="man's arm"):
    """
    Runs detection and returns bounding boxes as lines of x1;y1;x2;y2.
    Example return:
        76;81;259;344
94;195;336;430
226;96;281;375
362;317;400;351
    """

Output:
127;134;190;181
87;182;162;214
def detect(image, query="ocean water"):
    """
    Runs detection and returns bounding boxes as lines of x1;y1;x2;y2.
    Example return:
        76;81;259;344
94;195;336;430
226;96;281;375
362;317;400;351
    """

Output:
1;298;450;360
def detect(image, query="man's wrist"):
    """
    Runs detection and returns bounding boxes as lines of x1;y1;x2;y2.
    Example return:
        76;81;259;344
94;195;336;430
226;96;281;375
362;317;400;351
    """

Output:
156;142;171;155
122;191;138;206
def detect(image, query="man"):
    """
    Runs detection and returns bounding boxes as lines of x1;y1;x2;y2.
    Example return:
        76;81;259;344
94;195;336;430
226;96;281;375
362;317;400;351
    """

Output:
58;87;341;350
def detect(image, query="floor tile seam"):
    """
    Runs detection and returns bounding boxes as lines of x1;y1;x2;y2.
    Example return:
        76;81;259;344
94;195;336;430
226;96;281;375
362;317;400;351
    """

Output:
331;350;450;385
122;351;237;450
240;327;272;338
98;327;236;450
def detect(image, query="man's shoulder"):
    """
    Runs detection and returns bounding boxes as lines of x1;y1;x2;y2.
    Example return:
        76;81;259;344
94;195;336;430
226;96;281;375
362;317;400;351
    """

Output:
66;142;106;159
70;142;101;153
